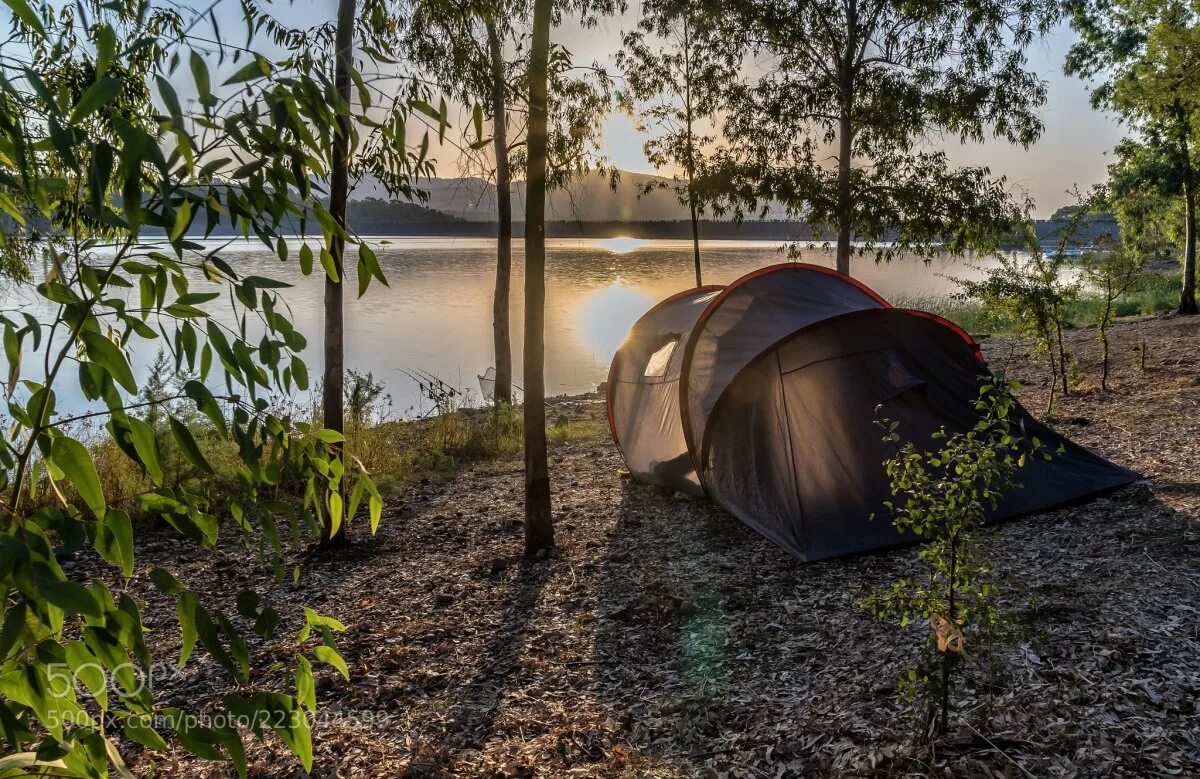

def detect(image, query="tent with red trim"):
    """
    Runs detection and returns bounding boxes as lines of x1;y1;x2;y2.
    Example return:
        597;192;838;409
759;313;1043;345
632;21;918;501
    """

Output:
607;264;1137;562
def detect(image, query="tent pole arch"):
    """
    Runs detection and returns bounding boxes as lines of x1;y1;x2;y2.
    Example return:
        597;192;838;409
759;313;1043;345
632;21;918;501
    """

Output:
677;263;892;485
605;284;725;448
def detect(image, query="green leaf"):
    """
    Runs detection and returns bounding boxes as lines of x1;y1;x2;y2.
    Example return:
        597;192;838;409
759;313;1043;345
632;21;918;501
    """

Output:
124;714;168;750
222;55;271;85
311;429;345;444
319;247;340;282
69;77;121;124
183;380;228;437
41;580;103;618
50;436;106;517
313;645;349;680
298;244;314;275
95;24;117;76
170;199;192;241
169;417;212;474
4;322;21;397
80;330;137;393
327;489;343;538
97;508;134;576
190;50;212;106
176;591;199;667
149;567;186;595
126;416;163;484
0;601;28;660
155;75;183;120
2;0;43;37
291;357;308;391
294;657;315;711
367;476;382;535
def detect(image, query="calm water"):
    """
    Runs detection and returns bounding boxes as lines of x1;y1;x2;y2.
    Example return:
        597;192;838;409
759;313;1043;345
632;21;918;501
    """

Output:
9;237;997;416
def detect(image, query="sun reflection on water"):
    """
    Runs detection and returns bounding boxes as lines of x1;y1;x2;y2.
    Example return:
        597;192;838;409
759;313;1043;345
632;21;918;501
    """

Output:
576;277;654;361
595;236;647;254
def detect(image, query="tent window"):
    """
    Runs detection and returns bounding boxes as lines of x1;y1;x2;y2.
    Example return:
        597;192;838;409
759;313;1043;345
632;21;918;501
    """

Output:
644;339;678;377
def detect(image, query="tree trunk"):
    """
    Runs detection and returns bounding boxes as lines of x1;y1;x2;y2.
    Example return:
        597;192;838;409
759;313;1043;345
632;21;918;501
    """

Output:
835;110;853;276
834;1;856;277
322;0;355;545
939;534;957;738
684;15;702;287
1175;103;1197;315
487;20;513;404
1100;287;1113;391
522;0;554;557
1181;159;1198;314
1055;315;1069;397
689;198;702;286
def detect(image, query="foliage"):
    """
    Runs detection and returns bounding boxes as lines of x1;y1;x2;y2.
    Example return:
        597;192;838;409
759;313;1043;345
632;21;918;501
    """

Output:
1076;189;1150;390
1107;136;1183;259
1066;0;1200;313
691;0;1057;271
345;369;392;432
957;236;1079;416
405;0;615;188
0;0;396;773
861;375;1053;740
617;0;738;282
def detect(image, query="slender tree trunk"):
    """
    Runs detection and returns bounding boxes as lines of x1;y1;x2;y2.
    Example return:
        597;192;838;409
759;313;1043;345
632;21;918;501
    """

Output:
834;1;856;277
1042;318;1058;417
487;20;513;405
1100;288;1113;391
835;110;853;276
1181;159;1198;314
683;16;702;287
1056;316;1069;397
522;0;554;556
322;0;355;545
940;535;957;738
1174;103;1197;315
688;198;702;286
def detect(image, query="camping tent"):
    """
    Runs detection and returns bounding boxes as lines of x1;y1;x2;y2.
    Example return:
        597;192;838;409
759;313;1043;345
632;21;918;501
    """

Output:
606;263;1137;562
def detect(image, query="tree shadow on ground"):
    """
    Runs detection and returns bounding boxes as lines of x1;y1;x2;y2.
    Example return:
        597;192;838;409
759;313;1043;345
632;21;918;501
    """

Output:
438;559;552;768
585;474;1198;777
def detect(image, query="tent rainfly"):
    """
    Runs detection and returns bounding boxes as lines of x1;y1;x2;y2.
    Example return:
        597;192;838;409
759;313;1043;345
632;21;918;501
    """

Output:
606;264;1138;562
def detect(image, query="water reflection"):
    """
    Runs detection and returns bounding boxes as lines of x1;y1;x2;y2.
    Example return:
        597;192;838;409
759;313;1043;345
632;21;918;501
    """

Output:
576;278;654;360
595;237;648;254
7;238;1000;415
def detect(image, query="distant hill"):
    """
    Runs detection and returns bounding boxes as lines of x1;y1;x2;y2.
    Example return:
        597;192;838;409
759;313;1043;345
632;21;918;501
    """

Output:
352;170;791;223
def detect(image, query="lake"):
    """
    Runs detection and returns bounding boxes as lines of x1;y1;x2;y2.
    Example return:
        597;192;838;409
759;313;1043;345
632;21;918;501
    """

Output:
9;237;998;417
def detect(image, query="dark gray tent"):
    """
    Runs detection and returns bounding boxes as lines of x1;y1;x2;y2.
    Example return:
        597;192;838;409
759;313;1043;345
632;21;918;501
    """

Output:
607;263;1138;561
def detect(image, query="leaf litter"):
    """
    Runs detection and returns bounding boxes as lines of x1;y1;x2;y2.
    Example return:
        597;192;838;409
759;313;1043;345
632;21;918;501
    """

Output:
104;314;1199;777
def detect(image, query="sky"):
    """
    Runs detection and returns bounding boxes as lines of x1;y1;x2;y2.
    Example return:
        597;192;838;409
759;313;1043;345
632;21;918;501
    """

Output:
1;0;1128;218
552;11;1127;218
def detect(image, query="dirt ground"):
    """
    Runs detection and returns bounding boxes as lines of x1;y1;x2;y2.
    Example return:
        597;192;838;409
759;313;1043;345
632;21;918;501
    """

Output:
130;314;1198;778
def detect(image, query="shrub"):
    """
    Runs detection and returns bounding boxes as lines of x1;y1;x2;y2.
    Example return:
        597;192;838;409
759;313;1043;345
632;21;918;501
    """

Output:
861;375;1057;742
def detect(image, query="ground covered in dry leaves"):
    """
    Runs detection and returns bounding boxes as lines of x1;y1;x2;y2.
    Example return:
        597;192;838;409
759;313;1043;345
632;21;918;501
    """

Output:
127;315;1197;777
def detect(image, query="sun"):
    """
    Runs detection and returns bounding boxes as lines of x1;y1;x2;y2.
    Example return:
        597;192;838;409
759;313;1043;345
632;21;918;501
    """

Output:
596;237;647;254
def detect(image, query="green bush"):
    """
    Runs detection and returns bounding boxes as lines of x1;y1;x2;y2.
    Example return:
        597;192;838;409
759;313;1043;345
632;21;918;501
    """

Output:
861;375;1056;741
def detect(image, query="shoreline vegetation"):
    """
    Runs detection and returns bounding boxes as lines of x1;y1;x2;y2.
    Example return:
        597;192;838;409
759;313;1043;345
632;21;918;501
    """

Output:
74;278;1180;521
62;263;1181;517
